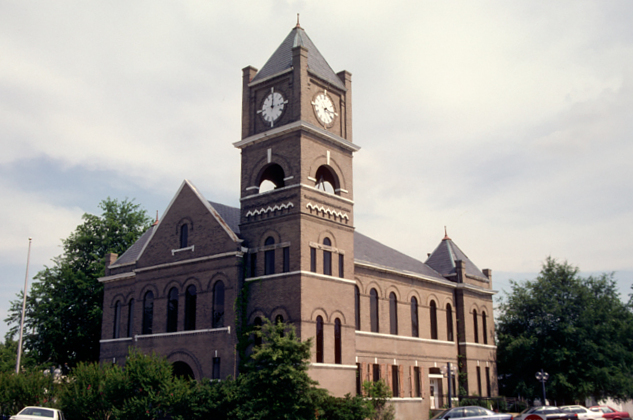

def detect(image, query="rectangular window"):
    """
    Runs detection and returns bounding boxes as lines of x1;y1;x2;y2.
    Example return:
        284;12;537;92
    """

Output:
391;365;399;397
339;254;344;278
372;364;380;382
283;247;290;272
250;253;257;277
414;366;421;397
323;250;332;275
485;367;491;397
264;249;275;275
212;357;221;380
477;366;482;396
310;247;317;273
356;363;362;396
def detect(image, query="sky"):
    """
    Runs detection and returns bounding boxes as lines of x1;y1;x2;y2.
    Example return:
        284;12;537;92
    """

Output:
1;1;632;338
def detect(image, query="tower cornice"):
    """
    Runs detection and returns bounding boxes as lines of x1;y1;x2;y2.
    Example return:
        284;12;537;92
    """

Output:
233;120;360;152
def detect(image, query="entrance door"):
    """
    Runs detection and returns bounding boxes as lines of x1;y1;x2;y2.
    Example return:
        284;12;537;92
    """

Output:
430;378;443;409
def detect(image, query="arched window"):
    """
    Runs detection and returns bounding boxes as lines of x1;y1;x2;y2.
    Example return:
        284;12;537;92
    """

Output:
370;288;379;333
185;285;197;331
430;300;438;340
446;303;454;342
167;287;178;333
172;361;194;380
127;299;134;337
389;292;398;335
259;163;285;193
180;224;188;248
473;309;479;343
253;317;263;347
482;311;488;344
334;318;342;364
315;165;339;195
212;281;225;328
316;316;324;363
323;238;332;275
411;297;419;337
142;291;154;335
354;286;361;330
113;301;121;339
264;237;275;275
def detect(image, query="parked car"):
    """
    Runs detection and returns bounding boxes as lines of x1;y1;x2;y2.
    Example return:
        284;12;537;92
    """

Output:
514;406;578;420
9;407;65;420
589;406;631;420
431;406;513;420
561;406;604;420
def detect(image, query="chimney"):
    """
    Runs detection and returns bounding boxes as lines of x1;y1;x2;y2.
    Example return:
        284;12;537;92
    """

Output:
104;253;118;276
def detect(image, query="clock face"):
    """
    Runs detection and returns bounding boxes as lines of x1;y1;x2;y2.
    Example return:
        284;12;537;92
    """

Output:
312;90;337;126
258;87;287;127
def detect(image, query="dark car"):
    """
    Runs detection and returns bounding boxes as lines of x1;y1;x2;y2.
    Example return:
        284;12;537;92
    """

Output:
432;406;513;420
514;406;578;420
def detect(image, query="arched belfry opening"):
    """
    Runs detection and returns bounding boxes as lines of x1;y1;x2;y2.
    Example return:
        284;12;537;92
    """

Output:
258;163;285;193
315;165;339;195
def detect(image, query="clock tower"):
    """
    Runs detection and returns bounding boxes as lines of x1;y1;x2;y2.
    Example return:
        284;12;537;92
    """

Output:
234;22;360;395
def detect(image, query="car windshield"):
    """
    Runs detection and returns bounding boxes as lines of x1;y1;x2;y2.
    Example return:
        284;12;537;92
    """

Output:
19;408;55;418
432;409;451;419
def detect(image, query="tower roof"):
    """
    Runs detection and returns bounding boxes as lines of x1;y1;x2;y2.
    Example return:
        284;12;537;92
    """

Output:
425;234;487;280
251;25;346;90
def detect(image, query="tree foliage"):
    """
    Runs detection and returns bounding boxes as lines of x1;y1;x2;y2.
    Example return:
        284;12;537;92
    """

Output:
497;257;633;403
5;198;151;367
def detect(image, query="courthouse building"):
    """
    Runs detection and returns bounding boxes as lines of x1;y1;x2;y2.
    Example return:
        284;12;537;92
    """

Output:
99;23;498;418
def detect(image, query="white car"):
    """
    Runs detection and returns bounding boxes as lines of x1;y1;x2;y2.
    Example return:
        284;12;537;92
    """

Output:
9;407;65;420
561;406;604;420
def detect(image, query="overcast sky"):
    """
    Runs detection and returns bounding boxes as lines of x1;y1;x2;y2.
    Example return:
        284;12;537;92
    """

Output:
1;1;632;338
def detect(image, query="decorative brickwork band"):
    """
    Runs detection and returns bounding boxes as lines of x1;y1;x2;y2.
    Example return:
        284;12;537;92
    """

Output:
245;202;294;218
306;202;349;221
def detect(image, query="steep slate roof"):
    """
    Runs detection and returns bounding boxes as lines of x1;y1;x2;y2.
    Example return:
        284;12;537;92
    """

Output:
209;201;240;235
354;232;445;280
251;25;346;90
424;236;487;279
111;225;156;267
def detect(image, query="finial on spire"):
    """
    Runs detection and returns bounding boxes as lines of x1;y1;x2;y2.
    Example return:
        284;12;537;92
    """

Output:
443;226;451;240
153;211;159;226
296;13;301;28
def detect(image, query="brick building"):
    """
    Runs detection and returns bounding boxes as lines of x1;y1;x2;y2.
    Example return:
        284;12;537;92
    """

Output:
99;23;498;419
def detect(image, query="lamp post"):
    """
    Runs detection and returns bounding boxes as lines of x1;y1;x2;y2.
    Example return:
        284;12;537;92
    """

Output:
535;369;549;405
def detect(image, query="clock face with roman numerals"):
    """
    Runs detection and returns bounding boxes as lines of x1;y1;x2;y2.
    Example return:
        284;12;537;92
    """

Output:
258;87;287;127
312;90;337;126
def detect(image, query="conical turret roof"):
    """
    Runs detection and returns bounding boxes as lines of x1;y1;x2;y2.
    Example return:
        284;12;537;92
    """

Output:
251;25;346;90
425;232;487;280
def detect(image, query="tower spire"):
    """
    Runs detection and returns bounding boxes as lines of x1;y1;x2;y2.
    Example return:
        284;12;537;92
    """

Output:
296;13;301;28
443;226;451;240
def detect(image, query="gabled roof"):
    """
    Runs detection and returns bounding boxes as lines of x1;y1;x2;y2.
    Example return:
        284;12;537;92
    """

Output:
111;224;156;267
251;25;346;90
424;234;487;280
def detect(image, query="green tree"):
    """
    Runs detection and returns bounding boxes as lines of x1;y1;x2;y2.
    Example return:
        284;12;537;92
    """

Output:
6;198;151;367
497;257;633;403
362;380;395;420
232;319;326;420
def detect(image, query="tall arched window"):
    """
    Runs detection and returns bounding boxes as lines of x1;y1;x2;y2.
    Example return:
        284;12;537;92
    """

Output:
185;285;197;331
142;291;154;335
430;300;438;340
213;281;225;328
113;301;121;339
253;317;262;347
389;292;398;335
446;303;454;342
180;224;188;248
370;288;379;333
323;238;332;275
127;299;134;337
264;237;275;275
167;287;178;332
315;165;339;195
354;286;361;330
334;318;342;364
473;309;479;343
258;163;285;193
411;297;419;337
316;316;324;363
482;311;488;344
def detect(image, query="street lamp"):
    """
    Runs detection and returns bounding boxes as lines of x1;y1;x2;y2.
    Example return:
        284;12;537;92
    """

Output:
535;369;549;405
